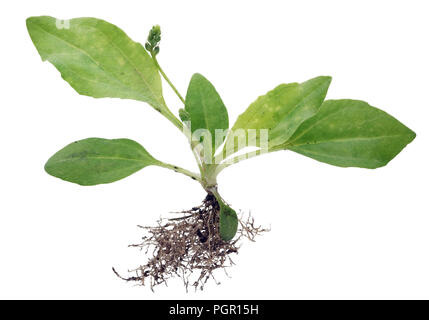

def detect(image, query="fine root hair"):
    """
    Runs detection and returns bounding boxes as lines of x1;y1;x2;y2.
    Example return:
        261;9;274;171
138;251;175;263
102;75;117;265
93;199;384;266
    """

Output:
113;193;268;291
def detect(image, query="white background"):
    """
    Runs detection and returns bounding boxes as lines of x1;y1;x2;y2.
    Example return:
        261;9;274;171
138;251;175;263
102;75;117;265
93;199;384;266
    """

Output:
0;0;428;299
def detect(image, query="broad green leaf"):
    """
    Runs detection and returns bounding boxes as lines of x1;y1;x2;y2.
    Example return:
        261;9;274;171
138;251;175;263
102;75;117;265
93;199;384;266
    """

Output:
185;73;229;154
279;99;416;168
218;202;238;242
223;76;331;156
45;138;160;185
26;16;168;113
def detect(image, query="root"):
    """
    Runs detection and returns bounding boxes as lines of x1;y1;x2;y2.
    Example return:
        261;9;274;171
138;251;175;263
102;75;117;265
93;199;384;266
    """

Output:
113;193;268;291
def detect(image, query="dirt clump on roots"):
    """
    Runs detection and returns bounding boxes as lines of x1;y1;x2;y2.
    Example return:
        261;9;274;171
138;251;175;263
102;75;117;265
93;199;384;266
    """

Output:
112;193;268;291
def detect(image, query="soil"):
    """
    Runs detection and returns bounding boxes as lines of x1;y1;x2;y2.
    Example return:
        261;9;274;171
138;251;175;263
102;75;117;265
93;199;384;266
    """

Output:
112;193;268;291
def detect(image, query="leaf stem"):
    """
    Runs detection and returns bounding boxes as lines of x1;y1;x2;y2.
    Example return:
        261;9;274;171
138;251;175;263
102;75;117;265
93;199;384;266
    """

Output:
215;149;264;174
159;106;184;131
158;162;202;183
151;53;185;105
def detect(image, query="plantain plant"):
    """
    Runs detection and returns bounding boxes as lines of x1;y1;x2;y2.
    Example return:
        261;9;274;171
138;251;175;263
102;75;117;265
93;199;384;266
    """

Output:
27;16;415;279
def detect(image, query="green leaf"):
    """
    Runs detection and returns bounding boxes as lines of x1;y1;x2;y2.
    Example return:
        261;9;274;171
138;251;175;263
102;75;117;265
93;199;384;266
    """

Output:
26;16;168;113
223;76;331;155
218;201;238;242
279;99;416;168
45;138;160;185
185;73;229;154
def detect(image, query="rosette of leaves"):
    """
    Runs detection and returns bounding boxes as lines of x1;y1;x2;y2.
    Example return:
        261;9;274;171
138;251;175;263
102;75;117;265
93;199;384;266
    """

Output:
27;16;415;242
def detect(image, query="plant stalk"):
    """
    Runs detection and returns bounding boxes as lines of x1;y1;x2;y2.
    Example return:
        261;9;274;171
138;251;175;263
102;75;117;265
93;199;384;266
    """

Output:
150;52;206;178
158;162;202;183
159;105;184;131
151;53;185;104
215;149;264;175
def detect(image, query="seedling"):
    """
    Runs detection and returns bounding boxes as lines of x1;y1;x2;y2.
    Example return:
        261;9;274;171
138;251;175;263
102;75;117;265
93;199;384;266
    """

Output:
27;16;416;290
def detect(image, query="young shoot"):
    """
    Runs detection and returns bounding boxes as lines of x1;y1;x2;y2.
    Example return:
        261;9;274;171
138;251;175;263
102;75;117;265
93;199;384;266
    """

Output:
27;16;416;289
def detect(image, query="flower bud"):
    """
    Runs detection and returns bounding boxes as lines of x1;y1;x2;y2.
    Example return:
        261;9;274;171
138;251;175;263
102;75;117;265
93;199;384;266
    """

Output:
179;108;190;122
147;25;161;48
